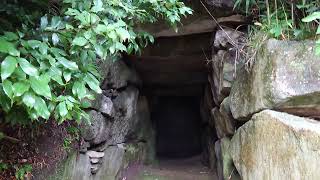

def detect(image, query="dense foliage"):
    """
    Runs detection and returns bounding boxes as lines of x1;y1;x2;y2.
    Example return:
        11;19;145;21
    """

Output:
234;0;320;54
0;0;192;125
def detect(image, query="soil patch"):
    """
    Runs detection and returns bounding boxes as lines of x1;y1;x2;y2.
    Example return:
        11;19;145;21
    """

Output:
0;121;79;180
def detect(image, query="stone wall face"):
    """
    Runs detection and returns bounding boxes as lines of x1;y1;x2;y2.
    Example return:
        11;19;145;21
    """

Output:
206;38;320;180
47;59;155;180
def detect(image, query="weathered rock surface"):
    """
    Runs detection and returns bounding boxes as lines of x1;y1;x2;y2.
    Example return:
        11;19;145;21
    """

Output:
230;39;320;120
47;153;91;180
200;85;214;124
210;28;245;105
109;86;139;145
215;138;240;180
90;158;100;164
101;59;141;90
87;151;105;158
210;97;236;138
48;143;147;180
82;86;140;146
91;94;115;117
81;110;109;143
129;96;155;163
201;127;217;170
213;28;245;49
94;144;146;180
231;110;320;180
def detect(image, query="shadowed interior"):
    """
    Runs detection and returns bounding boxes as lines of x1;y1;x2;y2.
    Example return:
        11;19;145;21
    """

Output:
151;96;202;158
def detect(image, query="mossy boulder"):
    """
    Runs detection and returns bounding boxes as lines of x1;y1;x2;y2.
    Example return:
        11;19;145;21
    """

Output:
215;137;240;180
230;39;320;120
231;110;320;180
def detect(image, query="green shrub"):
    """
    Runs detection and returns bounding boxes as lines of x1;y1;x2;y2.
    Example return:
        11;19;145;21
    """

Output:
0;0;192;125
235;0;319;39
234;0;319;56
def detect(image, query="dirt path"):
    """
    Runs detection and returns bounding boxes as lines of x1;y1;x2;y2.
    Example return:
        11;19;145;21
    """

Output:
122;155;217;180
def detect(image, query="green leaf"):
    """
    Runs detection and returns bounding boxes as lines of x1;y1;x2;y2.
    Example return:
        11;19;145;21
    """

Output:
13;67;26;80
39;43;49;55
22;92;36;107
1;56;17;80
115;42;127;52
269;26;282;38
90;13;100;24
302;12;320;22
34;97;50;119
94;24;108;34
72;81;87;99
40;16;48;29
18;58;38;76
65;8;80;16
48;66;64;85
28;40;41;49
84;73;102;93
52;33;59;46
81;100;91;108
50;47;67;57
63;71;72;82
51;16;63;29
0;84;11;111
108;30;117;40
30;75;51;99
2;80;13;99
72;37;88;46
94;44;104;58
0;39;20;57
4;32;19;41
57;57;78;70
116;28;131;41
57;101;68;117
13;81;30;97
91;0;104;12
65;99;74;110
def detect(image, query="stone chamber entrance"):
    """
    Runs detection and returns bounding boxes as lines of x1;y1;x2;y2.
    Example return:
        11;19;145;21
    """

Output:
123;27;218;179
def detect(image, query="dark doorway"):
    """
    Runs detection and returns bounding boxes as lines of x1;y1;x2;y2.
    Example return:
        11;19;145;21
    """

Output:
152;96;202;158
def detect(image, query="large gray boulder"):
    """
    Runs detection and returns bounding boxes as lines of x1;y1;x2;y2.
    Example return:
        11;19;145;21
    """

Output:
81;110;110;144
210;97;236;138
81;86;140;146
91;94;115;117
109;86;139;145
101;59;141;90
95;143;146;180
230;39;320;120
47;153;91;180
231;110;320;180
215;138;240;180
128;96;155;163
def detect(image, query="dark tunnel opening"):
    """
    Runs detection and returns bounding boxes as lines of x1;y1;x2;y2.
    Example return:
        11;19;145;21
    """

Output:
151;96;203;159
